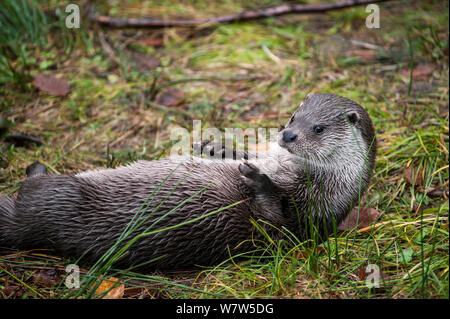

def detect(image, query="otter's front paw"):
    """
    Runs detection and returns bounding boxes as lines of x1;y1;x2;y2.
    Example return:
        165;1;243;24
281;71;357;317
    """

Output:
238;160;262;190
193;140;225;158
203;142;225;158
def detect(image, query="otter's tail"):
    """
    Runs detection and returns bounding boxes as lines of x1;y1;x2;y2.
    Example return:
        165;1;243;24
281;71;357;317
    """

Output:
0;196;16;247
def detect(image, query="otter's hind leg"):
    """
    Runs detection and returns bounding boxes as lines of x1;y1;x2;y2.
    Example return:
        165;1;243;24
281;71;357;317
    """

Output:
1;162;47;248
26;161;47;177
0;195;17;247
1;161;46;247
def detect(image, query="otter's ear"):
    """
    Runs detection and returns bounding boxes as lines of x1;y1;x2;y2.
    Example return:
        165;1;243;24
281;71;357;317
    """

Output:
346;111;360;125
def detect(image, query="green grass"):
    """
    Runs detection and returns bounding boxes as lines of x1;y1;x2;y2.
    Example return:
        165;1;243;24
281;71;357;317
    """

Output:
0;0;48;87
0;0;448;299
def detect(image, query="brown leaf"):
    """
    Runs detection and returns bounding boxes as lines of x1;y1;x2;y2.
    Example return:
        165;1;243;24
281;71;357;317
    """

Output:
156;88;184;107
426;188;449;198
345;49;377;61
124;287;148;298
32;270;59;288
94;276;124;299
2;285;21;298
33;74;70;96
404;167;424;186
338;207;380;231
357;263;387;283
137;37;164;47
131;51;161;71
294;247;325;260
137;32;164;47
399;64;434;81
263;109;280;119
358;264;368;281
105;284;124;299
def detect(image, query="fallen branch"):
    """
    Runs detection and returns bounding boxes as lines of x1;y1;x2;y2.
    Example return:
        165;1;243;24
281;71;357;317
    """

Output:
89;0;390;28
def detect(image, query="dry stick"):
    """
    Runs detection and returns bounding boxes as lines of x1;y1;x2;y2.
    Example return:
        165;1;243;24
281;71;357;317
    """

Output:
90;0;390;28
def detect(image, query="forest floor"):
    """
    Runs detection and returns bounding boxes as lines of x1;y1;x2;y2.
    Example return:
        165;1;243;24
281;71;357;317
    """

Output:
0;0;448;298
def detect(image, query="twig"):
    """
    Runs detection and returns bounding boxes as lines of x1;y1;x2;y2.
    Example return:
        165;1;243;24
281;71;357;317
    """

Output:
4;132;43;147
89;0;390;28
335;36;382;50
98;31;120;65
262;44;281;64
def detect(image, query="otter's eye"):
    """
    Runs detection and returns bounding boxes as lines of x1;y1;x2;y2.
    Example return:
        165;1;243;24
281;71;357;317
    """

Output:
313;125;324;134
289;115;295;124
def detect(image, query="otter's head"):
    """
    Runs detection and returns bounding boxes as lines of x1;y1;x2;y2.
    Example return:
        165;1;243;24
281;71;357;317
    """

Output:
278;93;376;174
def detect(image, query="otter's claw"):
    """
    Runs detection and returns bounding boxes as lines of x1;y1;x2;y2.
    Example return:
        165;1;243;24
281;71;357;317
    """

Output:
239;160;262;189
204;143;225;158
193;140;225;158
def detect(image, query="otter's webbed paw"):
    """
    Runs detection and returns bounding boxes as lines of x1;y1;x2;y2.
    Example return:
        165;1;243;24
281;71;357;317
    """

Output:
193;140;249;160
192;140;225;158
193;140;209;156
239;160;291;225
238;160;271;193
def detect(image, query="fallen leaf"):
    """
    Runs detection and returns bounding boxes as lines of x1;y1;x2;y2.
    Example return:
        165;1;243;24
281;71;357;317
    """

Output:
131;51;161;71
338;207;380;231
398;248;414;264
32;270;59;288
345;49;377;61
94;276;124;299
263;109;280;119
404;166;424;186
2;285;21;298
426;188;449;198
399;64;434;81
33;74;70;97
294;246;325;259
156;88;184;107
107;74;120;84
137;37;164;47
358;264;367;281
357;263;388;284
124;287;148;298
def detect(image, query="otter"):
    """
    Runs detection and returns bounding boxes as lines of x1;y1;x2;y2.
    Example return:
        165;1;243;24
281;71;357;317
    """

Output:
0;93;376;270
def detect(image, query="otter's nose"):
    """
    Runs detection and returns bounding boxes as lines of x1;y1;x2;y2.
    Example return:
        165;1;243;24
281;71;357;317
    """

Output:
282;130;298;143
